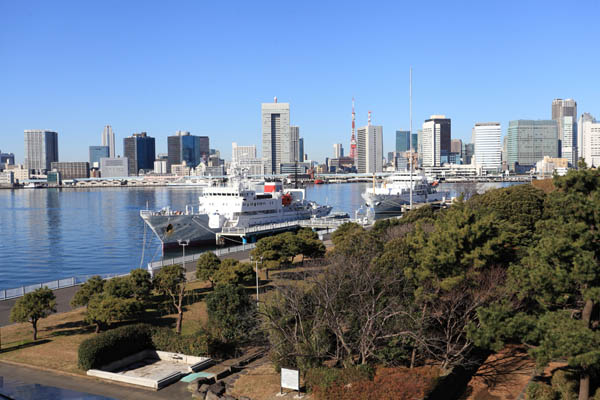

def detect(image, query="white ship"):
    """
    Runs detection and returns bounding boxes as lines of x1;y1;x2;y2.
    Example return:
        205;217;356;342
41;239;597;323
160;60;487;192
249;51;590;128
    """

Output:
361;172;448;217
141;177;332;248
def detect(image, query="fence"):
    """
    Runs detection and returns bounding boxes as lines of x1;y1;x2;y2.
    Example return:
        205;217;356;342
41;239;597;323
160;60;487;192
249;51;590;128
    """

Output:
0;272;131;301
146;242;257;276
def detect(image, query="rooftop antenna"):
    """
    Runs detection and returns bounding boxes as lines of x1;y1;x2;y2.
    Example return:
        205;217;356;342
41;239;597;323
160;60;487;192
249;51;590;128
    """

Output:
368;111;372;126
274;96;277;103
409;67;413;209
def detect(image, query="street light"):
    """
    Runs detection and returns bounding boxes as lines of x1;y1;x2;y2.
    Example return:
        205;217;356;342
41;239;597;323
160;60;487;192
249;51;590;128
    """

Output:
251;256;262;304
177;239;190;270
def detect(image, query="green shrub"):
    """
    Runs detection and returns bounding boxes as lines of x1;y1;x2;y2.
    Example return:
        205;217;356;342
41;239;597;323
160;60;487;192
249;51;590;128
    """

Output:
305;365;374;392
526;382;558;400
150;327;213;356
550;370;578;400
78;323;152;370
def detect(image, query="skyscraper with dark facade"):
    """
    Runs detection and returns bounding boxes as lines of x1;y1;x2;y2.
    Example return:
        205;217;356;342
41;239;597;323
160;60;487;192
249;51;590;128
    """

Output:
167;131;209;173
507;120;558;170
24;130;59;174
123;132;155;175
89;146;109;167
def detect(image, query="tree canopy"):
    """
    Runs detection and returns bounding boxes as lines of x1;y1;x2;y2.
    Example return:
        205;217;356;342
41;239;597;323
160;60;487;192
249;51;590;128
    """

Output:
10;287;56;340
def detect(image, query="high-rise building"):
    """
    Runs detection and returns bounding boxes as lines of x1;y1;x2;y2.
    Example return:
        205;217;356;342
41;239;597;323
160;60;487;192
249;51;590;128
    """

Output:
232;142;257;163
100;157;128;177
395;130;410;153
356;125;383;173
0;150;15;168
561;116;577;166
472;122;501;173
102;125;116;158
298;138;304;162
581;115;600;167
451;139;463;155
507;120;559;170
262;99;291;174
89;146;110;168
333;143;344;158
578;113;596;159
290;126;300;162
167;131;209;172
24;130;59;174
123;132;156;176
50;162;90;180
462;143;475;165
552;99;577;147
420;115;451;167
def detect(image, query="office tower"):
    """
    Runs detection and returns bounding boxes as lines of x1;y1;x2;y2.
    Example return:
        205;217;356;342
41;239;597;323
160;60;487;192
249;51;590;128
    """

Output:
167;131;209;172
101;125;116;158
412;133;418;153
50;162;90;179
24;130;59;174
581;115;600;167
356;125;383;173
473;122;502;173
100;157;129;177
89;146;110;167
561;116;577;166
578;113;595;159
123;132;156;176
462;143;475;164
506;120;559;170
552;99;577;147
232;142;257;163
262;99;291;174
290;126;300;162
0;151;15;167
421;115;451;167
333;143;344;158
451;139;463;155
395;131;410;153
298;138;304;162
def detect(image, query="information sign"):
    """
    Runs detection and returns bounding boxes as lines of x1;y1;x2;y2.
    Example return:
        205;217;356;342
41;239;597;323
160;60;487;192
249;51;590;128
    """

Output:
281;368;300;392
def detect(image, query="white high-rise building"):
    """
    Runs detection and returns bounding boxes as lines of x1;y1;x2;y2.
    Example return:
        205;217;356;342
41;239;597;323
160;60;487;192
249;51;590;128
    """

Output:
333;143;344;158
356;125;383;173
102;125;116;158
561;116;577;166
231;142;257;163
24;130;59;174
290;126;300;162
262;99;291;174
421;115;451;167
581;115;600;167
472;122;502;173
578;113;595;159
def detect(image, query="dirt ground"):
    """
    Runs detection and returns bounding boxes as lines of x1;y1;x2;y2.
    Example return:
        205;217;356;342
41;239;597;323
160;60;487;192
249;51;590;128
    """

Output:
229;361;312;400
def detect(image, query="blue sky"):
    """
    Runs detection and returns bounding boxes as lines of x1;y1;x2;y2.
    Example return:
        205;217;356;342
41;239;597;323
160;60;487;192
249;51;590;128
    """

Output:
1;0;599;163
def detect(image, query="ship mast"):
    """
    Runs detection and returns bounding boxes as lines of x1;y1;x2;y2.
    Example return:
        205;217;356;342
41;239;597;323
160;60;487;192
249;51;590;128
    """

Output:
409;67;413;209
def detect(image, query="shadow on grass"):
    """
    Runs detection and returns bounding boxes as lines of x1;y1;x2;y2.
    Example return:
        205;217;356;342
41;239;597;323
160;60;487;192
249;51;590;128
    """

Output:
43;319;95;337
0;339;51;354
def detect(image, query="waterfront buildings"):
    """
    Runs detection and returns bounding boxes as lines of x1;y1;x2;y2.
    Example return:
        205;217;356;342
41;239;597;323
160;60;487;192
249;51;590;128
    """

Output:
420;116;451;167
50;162;90;180
231;142;257;163
506;120;559;171
552;98;577;148
579;113;596;160
333;143;344;158
473;122;502;173
536;156;569;176
89;146;110;168
290;126;300;162
0;170;14;187
100;157;128;177
356;125;383;173
154;159;168;174
561;116;577;166
123;132;155;175
102;125;116;158
167;131;209;173
581;117;600;167
262;99;291;174
24;130;59;174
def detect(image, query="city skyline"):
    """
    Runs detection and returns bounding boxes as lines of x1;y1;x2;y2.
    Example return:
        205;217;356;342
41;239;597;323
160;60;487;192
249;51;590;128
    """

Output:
1;1;599;163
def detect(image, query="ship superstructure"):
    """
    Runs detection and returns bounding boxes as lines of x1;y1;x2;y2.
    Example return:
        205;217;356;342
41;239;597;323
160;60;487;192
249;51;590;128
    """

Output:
141;177;332;248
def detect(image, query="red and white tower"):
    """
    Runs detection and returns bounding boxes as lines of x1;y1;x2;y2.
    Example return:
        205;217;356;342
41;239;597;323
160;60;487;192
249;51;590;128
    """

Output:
349;98;357;160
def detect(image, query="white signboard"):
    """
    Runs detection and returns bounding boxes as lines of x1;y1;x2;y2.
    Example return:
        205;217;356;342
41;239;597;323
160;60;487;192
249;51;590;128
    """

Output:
281;368;300;391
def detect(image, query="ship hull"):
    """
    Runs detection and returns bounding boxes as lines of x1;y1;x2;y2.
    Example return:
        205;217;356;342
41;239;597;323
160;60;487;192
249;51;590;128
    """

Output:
361;192;448;216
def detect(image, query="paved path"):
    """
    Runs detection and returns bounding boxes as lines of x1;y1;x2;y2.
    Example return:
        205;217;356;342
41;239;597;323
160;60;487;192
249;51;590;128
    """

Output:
0;361;192;399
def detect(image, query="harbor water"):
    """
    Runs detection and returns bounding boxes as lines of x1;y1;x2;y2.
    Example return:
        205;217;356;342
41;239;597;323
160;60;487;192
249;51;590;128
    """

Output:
0;182;518;290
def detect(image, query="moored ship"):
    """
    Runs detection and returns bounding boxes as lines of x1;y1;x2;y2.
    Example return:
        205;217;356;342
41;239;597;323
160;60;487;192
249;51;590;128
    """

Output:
141;177;332;248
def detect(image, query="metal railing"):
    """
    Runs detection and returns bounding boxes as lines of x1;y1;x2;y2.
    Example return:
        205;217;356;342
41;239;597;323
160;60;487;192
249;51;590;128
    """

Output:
0;273;130;301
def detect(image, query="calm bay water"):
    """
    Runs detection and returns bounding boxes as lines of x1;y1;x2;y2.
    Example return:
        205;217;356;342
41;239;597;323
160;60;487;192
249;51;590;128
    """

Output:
0;182;516;290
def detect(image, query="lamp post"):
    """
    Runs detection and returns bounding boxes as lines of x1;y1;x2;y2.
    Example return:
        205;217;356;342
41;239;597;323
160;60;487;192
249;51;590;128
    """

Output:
251;256;262;304
177;239;190;270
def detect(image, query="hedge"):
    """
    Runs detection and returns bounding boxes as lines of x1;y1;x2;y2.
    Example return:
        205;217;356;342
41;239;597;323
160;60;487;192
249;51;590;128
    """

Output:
150;327;213;356
78;323;153;370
